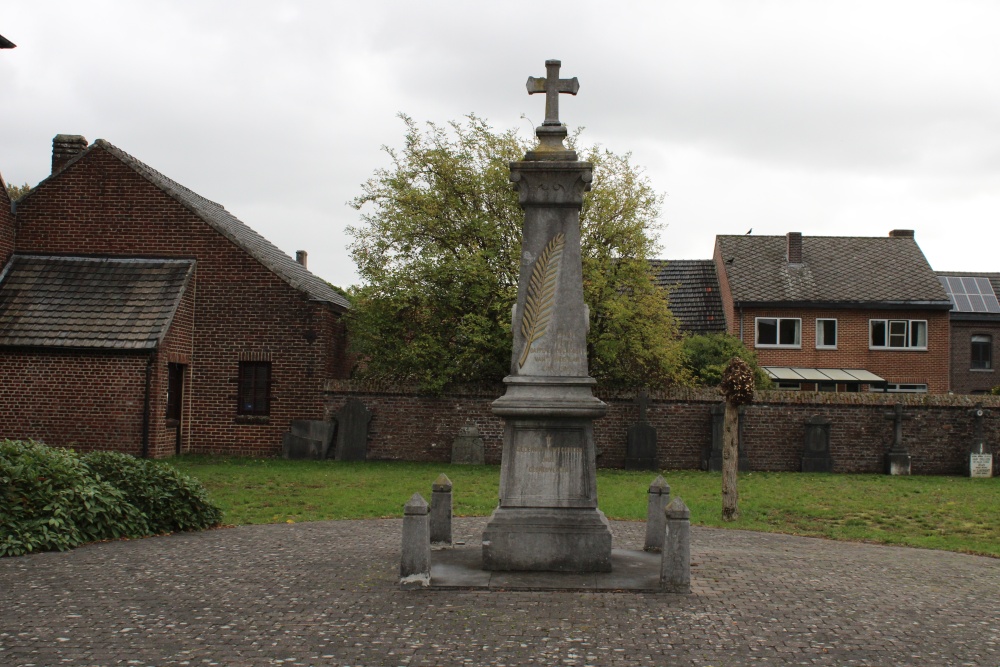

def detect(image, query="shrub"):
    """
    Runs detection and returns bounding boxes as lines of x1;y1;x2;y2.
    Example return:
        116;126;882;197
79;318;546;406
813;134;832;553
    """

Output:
679;333;771;389
82;451;222;534
0;441;222;557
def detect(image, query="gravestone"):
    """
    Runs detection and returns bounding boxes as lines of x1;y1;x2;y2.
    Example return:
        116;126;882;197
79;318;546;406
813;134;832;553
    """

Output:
968;405;993;478
282;419;336;460
883;404;912;476
333;398;372;461
482;59;612;573
626;390;658;470
451;422;485;465
801;415;833;472
706;402;749;471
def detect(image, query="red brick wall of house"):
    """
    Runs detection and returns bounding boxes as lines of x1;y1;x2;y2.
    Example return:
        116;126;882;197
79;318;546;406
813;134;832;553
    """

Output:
949;319;1000;394
146;274;196;458
325;382;1000;475
728;307;951;393
0;350;148;454
13;147;348;457
0;177;14;269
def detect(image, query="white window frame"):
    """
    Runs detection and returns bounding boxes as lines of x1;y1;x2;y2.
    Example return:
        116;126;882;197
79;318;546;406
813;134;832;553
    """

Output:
755;317;802;349
869;319;928;350
815;318;838;349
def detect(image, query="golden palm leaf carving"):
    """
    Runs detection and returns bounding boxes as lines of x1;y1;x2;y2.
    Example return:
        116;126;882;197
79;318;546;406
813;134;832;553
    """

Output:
518;233;565;368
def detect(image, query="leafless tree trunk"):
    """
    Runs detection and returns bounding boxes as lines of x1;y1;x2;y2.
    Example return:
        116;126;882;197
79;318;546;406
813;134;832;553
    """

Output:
721;401;740;521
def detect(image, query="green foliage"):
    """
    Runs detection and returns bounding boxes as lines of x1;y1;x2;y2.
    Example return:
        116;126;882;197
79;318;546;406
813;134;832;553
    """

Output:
679;333;770;388
990;386;1000;396
0;441;222;557
5;181;30;201
347;114;683;392
83;451;223;534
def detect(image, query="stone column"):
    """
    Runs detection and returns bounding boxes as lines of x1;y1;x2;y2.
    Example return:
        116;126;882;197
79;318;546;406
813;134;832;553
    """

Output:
644;475;671;552
400;493;431;589
430;474;453;546
660;497;691;594
482;60;612;573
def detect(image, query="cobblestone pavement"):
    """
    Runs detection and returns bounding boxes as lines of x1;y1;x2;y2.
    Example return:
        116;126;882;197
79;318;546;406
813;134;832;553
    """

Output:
1;517;998;667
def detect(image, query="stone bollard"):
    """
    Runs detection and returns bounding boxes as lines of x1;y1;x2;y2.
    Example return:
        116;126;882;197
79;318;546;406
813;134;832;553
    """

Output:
430;473;453;547
400;493;431;589
643;475;671;552
660;497;691;594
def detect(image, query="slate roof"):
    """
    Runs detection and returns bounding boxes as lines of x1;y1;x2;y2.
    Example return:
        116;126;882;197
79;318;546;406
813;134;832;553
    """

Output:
35;139;349;310
716;235;951;306
0;255;194;349
650;259;726;335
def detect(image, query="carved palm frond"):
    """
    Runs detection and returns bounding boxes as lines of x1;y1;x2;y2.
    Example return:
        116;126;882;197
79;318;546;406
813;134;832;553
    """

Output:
518;233;565;368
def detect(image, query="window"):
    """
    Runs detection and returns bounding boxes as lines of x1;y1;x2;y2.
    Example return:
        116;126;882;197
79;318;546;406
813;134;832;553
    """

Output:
238;361;271;415
816;319;837;348
869;320;927;350
756;317;801;348
884;383;928;393
971;335;992;370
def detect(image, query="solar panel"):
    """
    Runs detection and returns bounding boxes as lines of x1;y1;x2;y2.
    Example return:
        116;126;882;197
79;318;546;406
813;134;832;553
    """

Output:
940;275;1000;313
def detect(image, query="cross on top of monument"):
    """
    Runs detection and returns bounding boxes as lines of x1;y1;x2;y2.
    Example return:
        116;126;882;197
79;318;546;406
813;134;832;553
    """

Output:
527;59;579;127
523;59;580;160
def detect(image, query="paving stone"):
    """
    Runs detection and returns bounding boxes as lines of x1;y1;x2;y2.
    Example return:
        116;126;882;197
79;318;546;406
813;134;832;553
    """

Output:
0;518;998;666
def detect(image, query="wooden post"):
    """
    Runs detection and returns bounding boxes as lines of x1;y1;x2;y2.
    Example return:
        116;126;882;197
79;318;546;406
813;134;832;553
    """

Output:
719;357;754;523
721;402;740;521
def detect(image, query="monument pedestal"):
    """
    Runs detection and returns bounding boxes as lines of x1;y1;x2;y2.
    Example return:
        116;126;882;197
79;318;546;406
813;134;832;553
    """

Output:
483;377;612;572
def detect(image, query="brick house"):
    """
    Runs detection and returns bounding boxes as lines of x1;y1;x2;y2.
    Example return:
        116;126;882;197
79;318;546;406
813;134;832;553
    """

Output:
711;230;953;393
936;272;1000;395
0;135;350;457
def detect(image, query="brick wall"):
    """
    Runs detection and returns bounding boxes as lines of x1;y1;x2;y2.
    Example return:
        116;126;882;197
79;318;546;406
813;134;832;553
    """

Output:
949;319;1000;395
12;146;348;457
0;349;148;454
325;382;1000;475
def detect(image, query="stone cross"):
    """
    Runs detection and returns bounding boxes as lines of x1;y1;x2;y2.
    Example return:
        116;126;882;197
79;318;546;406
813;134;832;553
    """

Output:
883;404;913;452
637;390;649;423
969;404;987;455
526;59;579;126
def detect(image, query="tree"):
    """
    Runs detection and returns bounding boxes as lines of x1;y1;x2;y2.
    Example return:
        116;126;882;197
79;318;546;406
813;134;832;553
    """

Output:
347;114;684;392
679;333;771;388
5;181;30;201
719;356;755;522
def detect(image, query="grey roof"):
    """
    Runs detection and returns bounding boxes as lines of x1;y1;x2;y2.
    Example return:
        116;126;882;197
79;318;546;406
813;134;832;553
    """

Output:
0;255;194;349
716;235;951;306
650;259;726;335
40;138;349;310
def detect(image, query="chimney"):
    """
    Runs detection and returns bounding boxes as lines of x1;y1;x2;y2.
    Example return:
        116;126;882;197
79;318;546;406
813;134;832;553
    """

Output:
786;232;802;264
52;134;88;174
889;229;914;238
295;250;308;268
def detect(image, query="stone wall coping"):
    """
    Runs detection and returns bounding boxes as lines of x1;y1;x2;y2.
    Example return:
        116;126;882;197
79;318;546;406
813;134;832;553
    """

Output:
324;379;1000;409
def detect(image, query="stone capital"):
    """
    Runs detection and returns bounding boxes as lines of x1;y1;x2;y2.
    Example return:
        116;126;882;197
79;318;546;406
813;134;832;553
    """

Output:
509;161;593;207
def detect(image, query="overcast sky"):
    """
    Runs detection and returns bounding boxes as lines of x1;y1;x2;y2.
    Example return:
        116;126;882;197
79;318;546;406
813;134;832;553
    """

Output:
4;1;1000;288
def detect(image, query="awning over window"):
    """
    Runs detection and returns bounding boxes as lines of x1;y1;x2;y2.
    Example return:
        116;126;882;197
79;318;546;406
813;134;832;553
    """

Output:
763;367;886;385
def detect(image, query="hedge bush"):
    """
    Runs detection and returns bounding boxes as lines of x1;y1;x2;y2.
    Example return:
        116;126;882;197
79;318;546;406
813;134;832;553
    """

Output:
0;440;222;557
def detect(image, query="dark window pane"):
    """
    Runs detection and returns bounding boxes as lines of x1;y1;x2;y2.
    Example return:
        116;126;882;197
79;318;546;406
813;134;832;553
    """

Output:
238;361;272;415
889;320;907;347
779;319;800;345
972;335;992;369
757;319;777;345
871;320;886;347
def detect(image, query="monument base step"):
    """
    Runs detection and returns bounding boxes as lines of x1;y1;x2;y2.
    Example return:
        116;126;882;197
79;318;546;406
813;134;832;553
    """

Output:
886;451;912;476
482;507;613;572
428;545;671;592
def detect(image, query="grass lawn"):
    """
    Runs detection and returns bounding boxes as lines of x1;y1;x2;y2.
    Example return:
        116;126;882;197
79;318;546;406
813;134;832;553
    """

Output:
172;456;1000;558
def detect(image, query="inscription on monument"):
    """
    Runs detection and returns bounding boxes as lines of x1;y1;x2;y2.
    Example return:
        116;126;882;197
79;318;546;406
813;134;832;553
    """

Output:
505;427;590;506
970;453;993;478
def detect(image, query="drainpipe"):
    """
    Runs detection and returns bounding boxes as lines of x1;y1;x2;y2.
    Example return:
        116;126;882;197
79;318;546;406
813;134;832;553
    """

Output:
738;305;744;342
141;351;155;458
